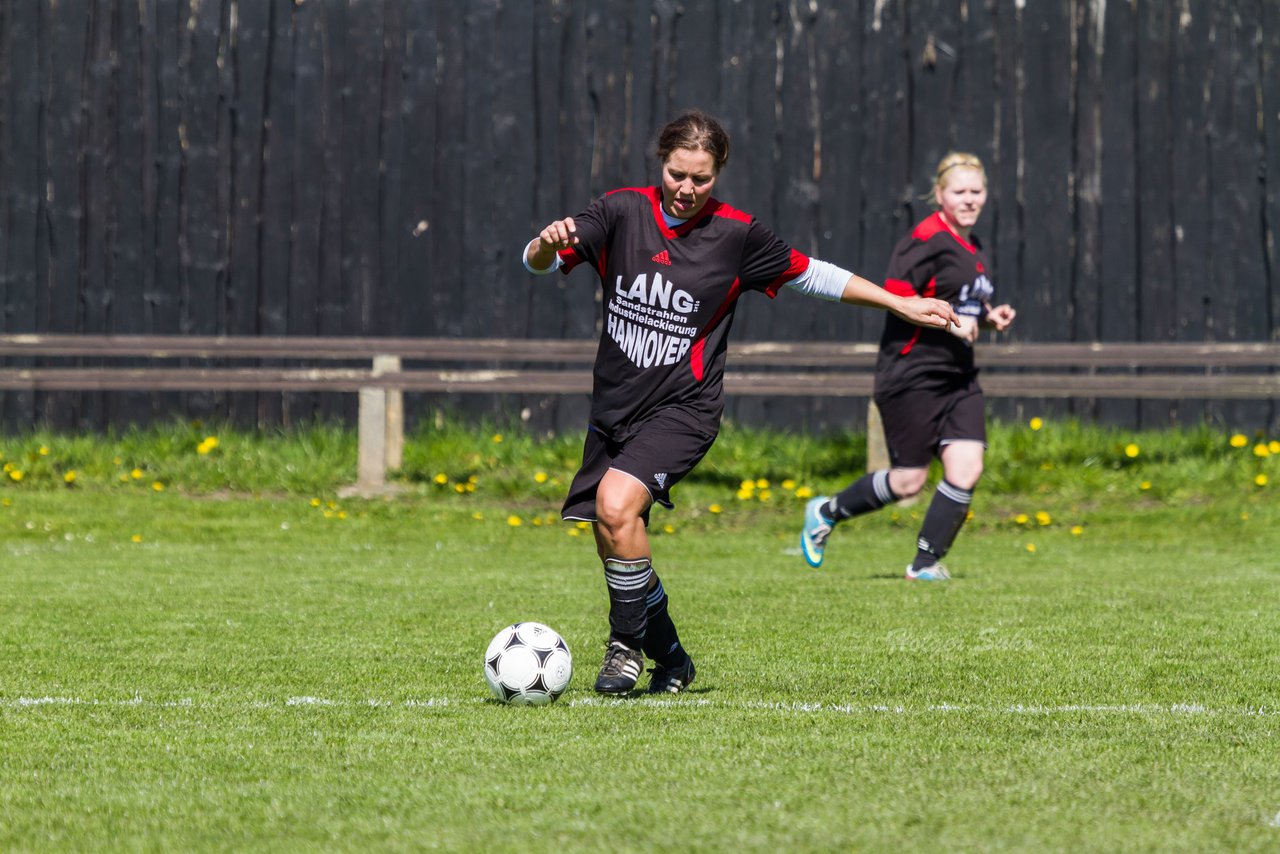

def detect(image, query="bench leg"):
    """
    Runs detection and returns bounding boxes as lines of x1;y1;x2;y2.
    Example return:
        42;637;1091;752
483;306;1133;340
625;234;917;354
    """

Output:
356;355;404;491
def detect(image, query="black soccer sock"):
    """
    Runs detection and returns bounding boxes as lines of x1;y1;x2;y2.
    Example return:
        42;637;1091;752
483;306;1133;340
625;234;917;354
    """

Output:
828;469;898;523
640;575;687;667
603;557;653;650
911;479;973;569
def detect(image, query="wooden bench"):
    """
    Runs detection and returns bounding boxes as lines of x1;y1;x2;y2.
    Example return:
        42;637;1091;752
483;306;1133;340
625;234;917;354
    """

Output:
2;334;1278;490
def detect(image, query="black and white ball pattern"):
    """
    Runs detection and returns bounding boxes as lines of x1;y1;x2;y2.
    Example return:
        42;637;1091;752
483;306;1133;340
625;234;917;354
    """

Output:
484;622;573;705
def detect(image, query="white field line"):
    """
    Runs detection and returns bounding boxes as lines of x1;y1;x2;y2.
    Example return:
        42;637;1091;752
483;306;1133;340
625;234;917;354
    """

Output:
3;694;1277;718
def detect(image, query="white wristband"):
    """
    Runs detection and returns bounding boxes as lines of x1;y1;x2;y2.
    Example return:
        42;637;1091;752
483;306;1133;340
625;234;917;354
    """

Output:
523;240;563;275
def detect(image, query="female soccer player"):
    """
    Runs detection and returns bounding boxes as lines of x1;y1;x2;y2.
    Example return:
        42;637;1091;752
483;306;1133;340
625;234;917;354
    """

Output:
800;151;1017;580
524;110;958;695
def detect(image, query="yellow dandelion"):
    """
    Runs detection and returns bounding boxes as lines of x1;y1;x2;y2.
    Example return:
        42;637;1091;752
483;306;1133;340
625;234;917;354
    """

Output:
151;481;165;492
472;512;484;520
576;521;590;530
567;528;581;537
433;473;448;485
1124;443;1140;458
118;473;129;482
337;511;348;520
1;498;10;506
781;479;797;491
736;488;753;500
130;468;144;479
1229;433;1249;448
9;470;24;482
794;486;813;500
1070;525;1084;535
112;457;122;465
1256;474;1269;487
1014;513;1029;525
38;446;49;456
507;515;522;527
534;471;548;483
1035;511;1051;526
63;471;77;484
1025;543;1037;553
708;504;722;514
131;534;143;544
323;510;334;518
1270;440;1280;454
739;479;755;491
755;478;769;489
1140;481;1151;491
465;483;476;493
454;484;466;494
966;510;975;522
1040;462;1055;471
1253;444;1270;458
310;497;322;507
491;434;504;444
1241;512;1250;521
1;462;10;472
327;501;338;509
1029;417;1043;431
532;518;543;527
203;436;219;449
468;475;478;484
663;524;675;534
758;490;772;502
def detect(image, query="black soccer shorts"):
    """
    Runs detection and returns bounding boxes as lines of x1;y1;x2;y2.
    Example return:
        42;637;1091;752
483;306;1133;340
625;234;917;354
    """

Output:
561;410;717;523
875;376;987;469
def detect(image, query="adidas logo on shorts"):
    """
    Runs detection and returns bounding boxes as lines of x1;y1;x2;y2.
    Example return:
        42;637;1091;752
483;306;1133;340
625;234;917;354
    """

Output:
654;472;668;489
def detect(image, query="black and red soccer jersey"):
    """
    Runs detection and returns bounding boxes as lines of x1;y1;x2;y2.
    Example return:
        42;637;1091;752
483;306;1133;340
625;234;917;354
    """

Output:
874;211;995;396
558;186;808;441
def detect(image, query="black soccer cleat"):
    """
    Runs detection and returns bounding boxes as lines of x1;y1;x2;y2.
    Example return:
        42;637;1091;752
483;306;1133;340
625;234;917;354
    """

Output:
646;654;696;694
594;640;645;695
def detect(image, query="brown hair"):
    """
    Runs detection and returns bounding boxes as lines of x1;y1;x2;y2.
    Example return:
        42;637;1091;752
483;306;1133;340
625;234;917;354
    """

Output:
655;109;731;173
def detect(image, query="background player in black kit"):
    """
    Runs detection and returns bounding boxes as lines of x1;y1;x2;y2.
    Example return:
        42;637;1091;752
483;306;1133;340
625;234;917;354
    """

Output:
523;110;959;695
801;151;1017;580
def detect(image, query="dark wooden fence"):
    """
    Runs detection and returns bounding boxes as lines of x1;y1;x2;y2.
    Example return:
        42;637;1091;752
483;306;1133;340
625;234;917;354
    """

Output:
0;1;1277;432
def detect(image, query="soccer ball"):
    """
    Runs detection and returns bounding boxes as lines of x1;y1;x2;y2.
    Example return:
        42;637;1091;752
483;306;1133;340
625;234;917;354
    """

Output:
483;622;573;705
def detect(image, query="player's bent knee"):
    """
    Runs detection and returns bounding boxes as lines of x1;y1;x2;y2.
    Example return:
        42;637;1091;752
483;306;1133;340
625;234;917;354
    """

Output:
890;468;929;498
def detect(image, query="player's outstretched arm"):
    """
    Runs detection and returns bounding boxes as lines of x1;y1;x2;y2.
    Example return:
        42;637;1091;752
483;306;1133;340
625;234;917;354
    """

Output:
525;217;578;273
837;273;959;329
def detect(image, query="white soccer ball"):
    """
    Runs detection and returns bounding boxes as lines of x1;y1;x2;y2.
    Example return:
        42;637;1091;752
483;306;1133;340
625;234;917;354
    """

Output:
483;622;573;705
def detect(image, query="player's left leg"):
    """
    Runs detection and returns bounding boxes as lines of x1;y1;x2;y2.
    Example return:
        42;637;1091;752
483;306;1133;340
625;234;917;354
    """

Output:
906;440;984;580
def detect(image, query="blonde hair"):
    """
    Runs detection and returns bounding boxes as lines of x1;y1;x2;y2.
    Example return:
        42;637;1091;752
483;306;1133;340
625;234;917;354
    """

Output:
930;151;986;206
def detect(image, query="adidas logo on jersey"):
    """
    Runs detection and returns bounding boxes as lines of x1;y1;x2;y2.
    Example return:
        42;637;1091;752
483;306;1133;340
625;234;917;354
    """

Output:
651;250;671;266
654;472;668;489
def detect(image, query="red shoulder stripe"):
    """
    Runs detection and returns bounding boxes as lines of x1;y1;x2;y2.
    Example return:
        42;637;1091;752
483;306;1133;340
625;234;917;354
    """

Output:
764;250;811;297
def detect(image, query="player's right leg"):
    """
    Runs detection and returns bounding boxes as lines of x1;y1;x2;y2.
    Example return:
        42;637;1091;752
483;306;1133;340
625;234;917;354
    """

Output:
802;468;926;568
591;469;654;694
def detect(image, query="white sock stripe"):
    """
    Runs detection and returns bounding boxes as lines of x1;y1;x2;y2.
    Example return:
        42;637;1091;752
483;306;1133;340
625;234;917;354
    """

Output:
872;469;895;504
605;567;654;592
937;480;973;504
604;558;652;570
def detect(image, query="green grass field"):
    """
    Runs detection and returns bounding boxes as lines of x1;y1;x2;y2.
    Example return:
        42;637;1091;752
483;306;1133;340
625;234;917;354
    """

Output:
1;420;1279;851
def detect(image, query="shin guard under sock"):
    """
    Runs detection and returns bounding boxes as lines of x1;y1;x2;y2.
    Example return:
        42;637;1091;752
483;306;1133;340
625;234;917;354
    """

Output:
912;480;973;569
603;557;653;650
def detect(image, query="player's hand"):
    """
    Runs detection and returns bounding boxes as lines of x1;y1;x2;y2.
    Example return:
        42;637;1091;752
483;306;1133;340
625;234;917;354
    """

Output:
895;297;959;329
948;315;980;343
985;303;1016;332
538;217;579;252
